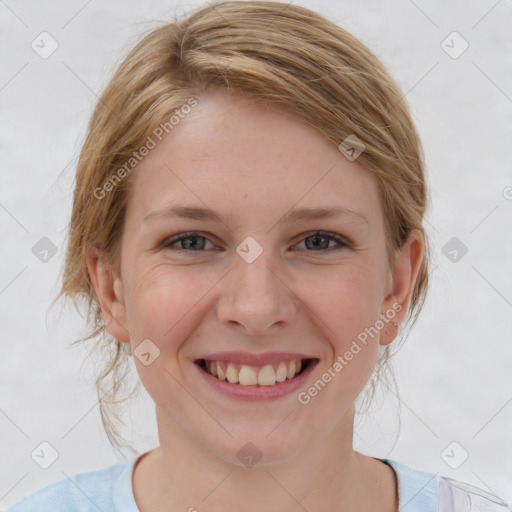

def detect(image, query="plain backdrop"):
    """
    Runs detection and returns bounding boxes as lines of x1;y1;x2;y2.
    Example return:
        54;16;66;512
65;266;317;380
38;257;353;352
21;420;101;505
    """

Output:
1;0;511;508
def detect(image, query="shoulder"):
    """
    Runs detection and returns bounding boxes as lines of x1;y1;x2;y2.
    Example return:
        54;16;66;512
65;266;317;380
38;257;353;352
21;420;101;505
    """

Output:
383;458;512;512
3;461;133;512
439;476;512;512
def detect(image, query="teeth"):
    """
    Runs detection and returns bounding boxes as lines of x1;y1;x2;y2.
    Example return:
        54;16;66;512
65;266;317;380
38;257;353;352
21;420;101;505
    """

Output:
239;365;258;386
204;359;306;386
226;364;238;384
258;365;276;386
217;363;226;381
276;362;287;382
286;360;296;379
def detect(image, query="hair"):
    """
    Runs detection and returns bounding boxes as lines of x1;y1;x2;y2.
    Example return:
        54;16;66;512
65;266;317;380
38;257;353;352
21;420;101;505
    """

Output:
55;0;431;456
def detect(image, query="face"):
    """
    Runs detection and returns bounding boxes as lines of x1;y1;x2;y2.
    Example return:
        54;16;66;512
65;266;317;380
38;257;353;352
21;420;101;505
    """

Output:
90;87;422;466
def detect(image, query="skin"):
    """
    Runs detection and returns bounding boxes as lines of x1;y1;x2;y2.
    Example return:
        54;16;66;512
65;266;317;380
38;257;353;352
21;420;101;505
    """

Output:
87;87;424;512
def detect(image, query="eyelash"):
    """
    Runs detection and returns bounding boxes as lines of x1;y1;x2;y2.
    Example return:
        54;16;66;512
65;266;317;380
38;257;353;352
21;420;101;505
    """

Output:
161;230;350;254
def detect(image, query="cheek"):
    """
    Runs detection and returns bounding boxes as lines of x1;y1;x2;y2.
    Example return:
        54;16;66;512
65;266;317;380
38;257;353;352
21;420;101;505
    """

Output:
123;264;216;347
121;266;210;412
124;255;384;342
309;264;383;387
309;262;384;333
311;274;381;404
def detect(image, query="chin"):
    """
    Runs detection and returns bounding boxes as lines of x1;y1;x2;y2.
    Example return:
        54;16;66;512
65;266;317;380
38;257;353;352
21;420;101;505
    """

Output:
207;430;306;468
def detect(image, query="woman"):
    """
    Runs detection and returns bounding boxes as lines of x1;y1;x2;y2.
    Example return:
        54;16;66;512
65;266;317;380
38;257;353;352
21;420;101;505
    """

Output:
6;2;510;511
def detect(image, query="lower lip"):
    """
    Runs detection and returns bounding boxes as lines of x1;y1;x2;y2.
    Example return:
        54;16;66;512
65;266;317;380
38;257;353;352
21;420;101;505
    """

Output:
194;360;318;402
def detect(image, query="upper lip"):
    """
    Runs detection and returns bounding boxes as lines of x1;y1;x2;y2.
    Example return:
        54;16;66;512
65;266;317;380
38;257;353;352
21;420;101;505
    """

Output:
195;351;317;366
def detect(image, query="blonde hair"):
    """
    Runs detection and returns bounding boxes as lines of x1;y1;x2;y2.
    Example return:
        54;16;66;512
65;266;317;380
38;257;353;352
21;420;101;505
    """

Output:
56;0;430;455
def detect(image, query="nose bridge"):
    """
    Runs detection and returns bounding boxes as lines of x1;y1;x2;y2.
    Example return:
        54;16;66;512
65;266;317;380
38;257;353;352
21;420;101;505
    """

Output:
217;243;296;332
238;249;280;292
235;245;286;304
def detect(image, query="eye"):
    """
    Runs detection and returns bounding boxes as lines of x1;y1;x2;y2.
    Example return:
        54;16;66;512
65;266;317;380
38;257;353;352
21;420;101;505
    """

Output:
161;230;349;253
161;232;215;251
294;231;350;252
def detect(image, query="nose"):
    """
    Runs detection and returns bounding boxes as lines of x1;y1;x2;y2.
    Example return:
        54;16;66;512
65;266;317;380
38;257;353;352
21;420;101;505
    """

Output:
216;250;297;335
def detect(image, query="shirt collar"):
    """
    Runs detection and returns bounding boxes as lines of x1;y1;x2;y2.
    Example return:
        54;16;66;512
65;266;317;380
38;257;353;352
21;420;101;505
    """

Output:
112;454;143;512
379;458;440;512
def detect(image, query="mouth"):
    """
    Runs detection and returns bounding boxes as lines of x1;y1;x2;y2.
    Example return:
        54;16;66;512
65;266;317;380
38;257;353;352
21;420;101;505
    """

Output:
195;358;315;387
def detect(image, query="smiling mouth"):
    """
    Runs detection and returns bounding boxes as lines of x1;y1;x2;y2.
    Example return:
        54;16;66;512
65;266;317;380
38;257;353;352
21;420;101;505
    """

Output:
196;358;315;386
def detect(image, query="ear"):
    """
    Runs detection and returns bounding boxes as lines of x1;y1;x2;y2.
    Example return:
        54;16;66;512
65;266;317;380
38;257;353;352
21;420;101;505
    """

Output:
86;246;130;344
379;229;424;346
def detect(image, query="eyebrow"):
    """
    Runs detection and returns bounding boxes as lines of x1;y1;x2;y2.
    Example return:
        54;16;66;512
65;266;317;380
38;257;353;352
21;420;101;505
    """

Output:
143;205;369;225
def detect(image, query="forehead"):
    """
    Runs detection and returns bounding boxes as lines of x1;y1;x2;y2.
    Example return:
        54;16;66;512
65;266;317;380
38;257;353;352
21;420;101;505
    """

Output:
125;87;383;230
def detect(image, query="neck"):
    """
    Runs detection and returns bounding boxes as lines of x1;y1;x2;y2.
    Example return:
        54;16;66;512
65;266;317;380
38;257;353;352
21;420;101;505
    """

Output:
132;404;396;512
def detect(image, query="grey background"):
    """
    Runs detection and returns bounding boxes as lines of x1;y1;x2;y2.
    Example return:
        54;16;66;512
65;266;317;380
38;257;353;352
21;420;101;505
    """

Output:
1;0;511;508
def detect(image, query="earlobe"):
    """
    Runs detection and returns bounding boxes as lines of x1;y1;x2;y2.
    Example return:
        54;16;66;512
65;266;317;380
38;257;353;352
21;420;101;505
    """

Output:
379;230;424;346
85;246;130;344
